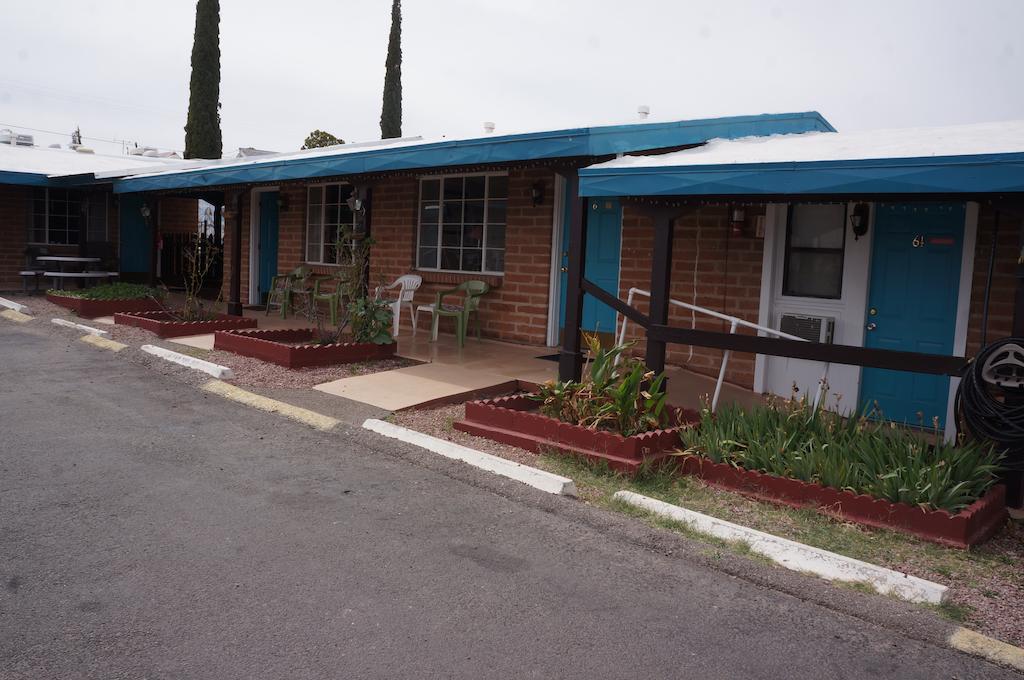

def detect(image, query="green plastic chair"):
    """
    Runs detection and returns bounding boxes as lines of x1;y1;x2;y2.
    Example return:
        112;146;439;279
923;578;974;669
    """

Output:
428;280;489;347
312;269;351;326
266;266;312;318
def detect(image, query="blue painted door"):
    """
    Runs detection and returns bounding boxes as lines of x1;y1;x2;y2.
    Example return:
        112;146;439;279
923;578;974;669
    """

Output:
257;191;279;302
118;194;150;274
559;192;622;335
860;203;965;427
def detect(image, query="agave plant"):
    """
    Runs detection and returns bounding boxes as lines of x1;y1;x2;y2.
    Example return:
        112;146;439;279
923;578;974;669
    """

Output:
679;391;1002;514
533;334;670;437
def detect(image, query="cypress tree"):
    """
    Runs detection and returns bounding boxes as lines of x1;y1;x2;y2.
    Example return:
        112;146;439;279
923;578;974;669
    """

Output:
379;0;402;139
184;0;223;159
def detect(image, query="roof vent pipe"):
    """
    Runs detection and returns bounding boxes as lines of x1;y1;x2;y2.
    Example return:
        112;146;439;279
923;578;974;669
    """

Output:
637;105;650;120
483;121;495;134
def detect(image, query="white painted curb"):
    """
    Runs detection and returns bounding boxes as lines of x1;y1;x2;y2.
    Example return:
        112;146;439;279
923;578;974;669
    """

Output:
51;317;108;336
0;296;28;314
363;419;577;497
141;344;233;379
613;490;948;605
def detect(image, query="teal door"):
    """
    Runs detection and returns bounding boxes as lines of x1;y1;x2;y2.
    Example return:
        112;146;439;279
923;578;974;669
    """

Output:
257;191;279;302
119;194;151;274
860;203;965;427
559;192;622;335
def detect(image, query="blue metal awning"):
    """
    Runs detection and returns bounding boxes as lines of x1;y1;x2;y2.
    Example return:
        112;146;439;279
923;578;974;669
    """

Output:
579;152;1024;197
112;112;834;194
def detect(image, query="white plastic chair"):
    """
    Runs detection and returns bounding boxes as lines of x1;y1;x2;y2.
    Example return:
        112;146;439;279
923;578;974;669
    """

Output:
374;274;422;337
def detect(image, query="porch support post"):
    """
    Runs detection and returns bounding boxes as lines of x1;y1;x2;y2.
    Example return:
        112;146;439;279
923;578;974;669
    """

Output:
226;188;246;317
645;208;676;376
145;198;157;287
1014;214;1024;337
558;173;587;382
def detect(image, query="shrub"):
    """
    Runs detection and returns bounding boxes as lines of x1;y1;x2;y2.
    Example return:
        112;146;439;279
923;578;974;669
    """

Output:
679;392;1002;513
349;296;394;345
48;283;161;301
533;334;669;436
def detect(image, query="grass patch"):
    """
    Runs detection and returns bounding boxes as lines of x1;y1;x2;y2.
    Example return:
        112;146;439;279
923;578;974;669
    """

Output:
48;282;162;301
532;450;1022;634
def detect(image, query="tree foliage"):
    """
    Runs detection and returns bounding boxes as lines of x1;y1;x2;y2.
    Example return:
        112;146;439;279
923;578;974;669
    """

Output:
379;0;402;139
184;0;223;160
301;130;344;149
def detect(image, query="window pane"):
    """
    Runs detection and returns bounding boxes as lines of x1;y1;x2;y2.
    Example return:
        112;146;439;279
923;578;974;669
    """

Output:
463;200;485;224
440;248;460;270
308;186;323;206
785;252;844;298
421;179;440;201
325;184;340;204
442;202;463;224
443;177;464;200
418;247;437;268
420;202;439;224
442;224;461;247
463;224;483;248
325;205;339;227
485;249;505;273
465;175;486;199
419;224;438;247
487;224;505;249
487;199;506;224
790;204;845;249
488;175;508;199
307;242;319;262
462;248;482;272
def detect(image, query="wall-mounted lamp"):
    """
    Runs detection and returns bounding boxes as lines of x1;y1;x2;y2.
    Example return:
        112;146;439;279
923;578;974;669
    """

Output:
140;203;151;219
849;203;870;240
730;207;746;236
531;180;545;207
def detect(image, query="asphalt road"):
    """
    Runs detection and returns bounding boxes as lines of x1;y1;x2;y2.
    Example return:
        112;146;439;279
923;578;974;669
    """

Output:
0;321;1018;679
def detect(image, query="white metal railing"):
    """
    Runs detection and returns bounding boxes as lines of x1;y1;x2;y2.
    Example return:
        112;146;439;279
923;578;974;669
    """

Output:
615;287;830;411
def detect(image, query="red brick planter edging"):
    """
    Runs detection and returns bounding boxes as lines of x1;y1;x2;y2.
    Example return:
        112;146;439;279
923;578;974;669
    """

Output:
453;394;698;473
213;328;396;368
675;455;1007;549
46;293;162;319
113;310;257;338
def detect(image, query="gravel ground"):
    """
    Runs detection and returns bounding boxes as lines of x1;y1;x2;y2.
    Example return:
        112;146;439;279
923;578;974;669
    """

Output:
393;400;1024;647
7;294;414;390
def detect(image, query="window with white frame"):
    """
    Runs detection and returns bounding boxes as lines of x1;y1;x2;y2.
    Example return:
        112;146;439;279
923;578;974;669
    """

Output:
30;188;85;245
306;183;357;264
782;203;847;299
416;173;507;274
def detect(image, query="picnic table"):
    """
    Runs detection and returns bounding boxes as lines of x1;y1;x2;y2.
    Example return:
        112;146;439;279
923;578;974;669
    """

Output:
38;256;110;290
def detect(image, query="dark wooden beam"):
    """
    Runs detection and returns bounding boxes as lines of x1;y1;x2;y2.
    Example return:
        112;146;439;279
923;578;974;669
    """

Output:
643;208;679;375
648;326;967;376
581;279;649;327
226;189;246;316
559;173;586;381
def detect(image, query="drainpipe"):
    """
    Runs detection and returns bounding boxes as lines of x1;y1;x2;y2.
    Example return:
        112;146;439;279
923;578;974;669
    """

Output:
226;189;246;316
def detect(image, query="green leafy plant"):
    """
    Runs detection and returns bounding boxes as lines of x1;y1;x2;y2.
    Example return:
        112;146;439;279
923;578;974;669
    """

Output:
47;283;162;301
533;334;670;436
679;390;1002;513
349;296;394;345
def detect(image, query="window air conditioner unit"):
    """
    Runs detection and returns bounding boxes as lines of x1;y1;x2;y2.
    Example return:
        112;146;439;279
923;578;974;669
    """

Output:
779;313;835;344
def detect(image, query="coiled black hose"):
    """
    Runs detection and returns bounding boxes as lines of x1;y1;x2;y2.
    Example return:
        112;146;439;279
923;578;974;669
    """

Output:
955;337;1024;471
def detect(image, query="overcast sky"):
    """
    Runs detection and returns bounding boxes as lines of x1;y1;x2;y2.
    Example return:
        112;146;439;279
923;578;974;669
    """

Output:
2;0;1023;156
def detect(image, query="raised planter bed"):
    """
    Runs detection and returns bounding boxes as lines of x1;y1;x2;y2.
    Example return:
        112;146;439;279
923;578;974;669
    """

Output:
454;394;698;473
674;455;1007;548
46;293;161;319
213;327;396;368
114;310;257;338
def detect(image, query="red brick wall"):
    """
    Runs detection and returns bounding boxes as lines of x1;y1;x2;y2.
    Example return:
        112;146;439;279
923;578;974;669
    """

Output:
967;204;1020;356
0;184;29;290
618;204;767;388
158;197;199;234
368;168;555;344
